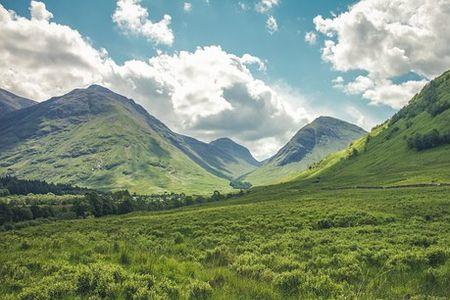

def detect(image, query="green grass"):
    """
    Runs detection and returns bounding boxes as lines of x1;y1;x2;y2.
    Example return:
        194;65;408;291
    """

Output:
1;186;449;299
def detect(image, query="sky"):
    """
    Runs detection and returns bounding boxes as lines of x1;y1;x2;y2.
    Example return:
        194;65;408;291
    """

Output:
1;0;449;160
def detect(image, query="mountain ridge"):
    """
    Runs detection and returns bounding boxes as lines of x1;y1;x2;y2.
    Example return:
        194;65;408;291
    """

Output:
243;116;367;186
0;85;263;193
0;88;37;118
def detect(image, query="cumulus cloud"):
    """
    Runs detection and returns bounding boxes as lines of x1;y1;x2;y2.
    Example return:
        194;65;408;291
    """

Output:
266;16;278;34
106;46;307;159
304;31;317;45
112;0;174;46
313;0;450;108
0;2;107;100
183;3;192;12
29;0;53;21
255;0;279;14
0;2;311;160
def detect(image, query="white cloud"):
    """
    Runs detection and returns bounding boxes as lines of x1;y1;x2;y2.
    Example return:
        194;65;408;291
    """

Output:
266;15;278;34
314;0;450;108
255;0;279;14
112;0;174;46
304;31;317;45
0;2;107;100
241;53;266;71
361;79;428;109
105;46;307;160
183;2;192;12
0;2;312;160
29;0;53;21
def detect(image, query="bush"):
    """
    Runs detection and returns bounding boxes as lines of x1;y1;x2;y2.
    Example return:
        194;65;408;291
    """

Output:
426;247;448;267
204;245;233;266
273;270;303;295
188;280;213;300
156;278;180;299
407;129;450;151
119;251;132;265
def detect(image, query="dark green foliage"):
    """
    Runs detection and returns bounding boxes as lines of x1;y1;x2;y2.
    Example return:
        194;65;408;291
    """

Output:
407;129;450;151
274;270;303;295
0;176;87;196
0;189;246;227
230;180;252;190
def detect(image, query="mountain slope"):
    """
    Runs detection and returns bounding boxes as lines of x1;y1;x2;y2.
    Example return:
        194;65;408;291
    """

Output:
0;85;232;194
243;116;367;186
0;88;37;118
207;138;260;177
292;70;450;187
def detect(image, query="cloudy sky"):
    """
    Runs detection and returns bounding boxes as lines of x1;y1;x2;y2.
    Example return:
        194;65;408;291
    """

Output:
1;0;449;160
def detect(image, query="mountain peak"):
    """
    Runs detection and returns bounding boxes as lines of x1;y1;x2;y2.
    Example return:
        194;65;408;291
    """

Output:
270;117;366;167
0;88;37;118
86;84;113;93
210;137;260;166
211;137;236;145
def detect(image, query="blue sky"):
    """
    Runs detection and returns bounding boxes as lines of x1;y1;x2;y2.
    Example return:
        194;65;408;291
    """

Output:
0;0;444;159
2;0;393;125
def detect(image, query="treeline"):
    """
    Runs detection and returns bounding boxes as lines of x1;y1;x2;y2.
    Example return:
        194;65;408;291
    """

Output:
407;129;450;151
0;176;88;196
230;180;252;190
1;189;248;229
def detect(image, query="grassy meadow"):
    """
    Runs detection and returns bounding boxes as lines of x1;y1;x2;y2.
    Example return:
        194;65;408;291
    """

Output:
1;185;449;299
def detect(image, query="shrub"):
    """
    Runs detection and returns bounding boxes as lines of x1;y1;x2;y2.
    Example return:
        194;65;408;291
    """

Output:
173;232;184;244
273;270;303;295
156;278;180;299
119;251;132;265
426;247;448;267
317;218;333;229
204;245;233;266
188;280;213;300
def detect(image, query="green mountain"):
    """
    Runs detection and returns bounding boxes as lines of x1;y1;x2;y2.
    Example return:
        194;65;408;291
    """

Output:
293;70;450;187
0;88;36;118
0;85;261;194
243;116;367;186
209;138;260;177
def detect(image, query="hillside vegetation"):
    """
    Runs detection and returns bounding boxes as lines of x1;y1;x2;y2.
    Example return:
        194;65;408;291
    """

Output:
1;186;449;299
1;65;450;300
244;117;366;186
0;86;262;194
291;70;450;187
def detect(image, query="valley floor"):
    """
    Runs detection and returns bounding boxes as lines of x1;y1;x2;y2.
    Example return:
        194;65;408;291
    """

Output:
1;186;450;299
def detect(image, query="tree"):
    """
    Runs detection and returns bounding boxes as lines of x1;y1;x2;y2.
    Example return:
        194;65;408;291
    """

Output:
0;202;13;225
118;199;134;215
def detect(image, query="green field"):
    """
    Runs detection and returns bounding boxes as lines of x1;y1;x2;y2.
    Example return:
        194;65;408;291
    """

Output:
1;185;449;299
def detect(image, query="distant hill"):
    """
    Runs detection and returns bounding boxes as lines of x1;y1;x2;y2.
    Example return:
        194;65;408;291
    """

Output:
243;116;367;186
0;88;36;118
0;85;257;194
293;70;450;187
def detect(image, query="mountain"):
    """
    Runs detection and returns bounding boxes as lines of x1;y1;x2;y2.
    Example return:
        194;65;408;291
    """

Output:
243;116;367;186
0;88;37;118
208;138;260;175
177;136;260;180
293;70;450;187
0;85;259;194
